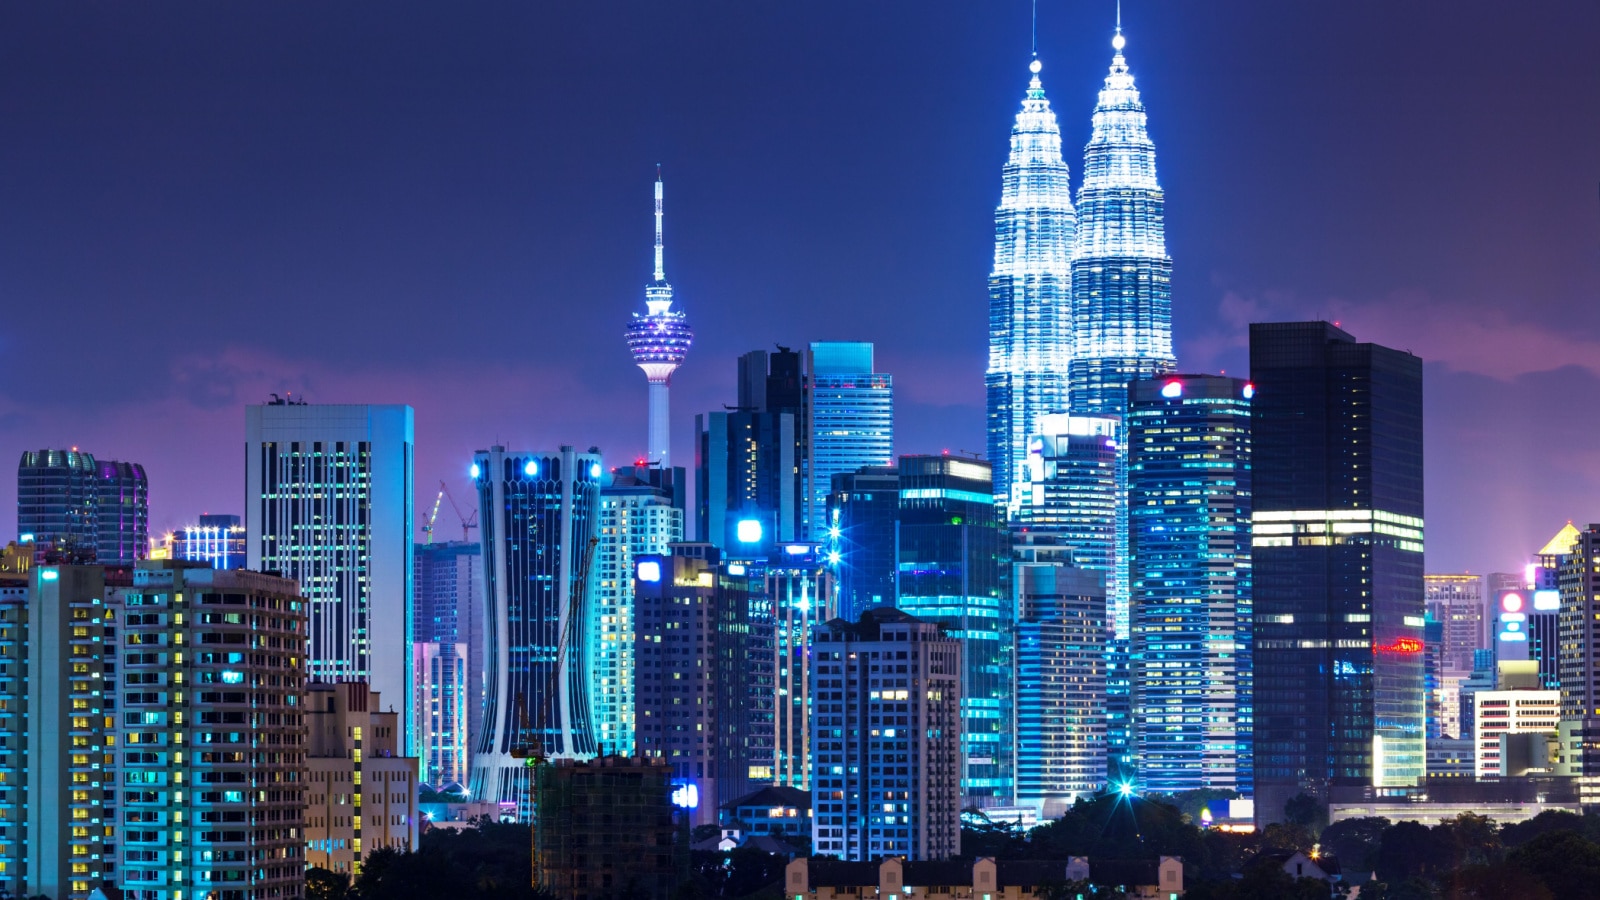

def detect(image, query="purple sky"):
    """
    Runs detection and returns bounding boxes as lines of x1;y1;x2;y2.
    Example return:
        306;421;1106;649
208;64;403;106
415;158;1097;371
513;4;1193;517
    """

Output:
1;2;1596;573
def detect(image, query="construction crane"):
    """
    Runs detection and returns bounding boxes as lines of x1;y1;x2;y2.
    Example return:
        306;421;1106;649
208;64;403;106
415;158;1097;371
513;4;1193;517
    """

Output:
514;535;601;763
438;481;479;542
420;488;445;544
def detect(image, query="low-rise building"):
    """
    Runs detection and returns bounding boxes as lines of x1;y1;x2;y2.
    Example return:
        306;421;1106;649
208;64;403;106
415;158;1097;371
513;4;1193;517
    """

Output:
305;681;420;873
719;785;812;841
784;856;1184;899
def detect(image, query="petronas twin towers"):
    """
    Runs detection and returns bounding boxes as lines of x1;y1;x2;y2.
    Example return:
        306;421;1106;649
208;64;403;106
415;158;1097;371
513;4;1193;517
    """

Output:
986;25;1174;504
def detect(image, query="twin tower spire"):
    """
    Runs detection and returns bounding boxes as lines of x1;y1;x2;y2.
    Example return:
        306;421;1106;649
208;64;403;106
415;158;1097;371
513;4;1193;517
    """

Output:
985;18;1174;505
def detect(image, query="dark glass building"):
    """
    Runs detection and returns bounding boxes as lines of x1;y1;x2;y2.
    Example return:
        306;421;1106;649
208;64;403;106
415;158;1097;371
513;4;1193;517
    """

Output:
826;465;900;621
894;455;1011;808
17;448;148;565
413;539;482;786
697;348;807;552
1127;374;1252;795
1249;322;1425;822
633;543;753;827
470;444;602;819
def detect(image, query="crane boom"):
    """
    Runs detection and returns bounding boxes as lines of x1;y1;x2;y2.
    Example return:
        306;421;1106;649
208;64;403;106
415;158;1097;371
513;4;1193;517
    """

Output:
421;488;444;544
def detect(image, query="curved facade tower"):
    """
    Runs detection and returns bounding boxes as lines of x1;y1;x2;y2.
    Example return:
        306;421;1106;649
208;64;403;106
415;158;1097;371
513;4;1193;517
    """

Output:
985;58;1076;505
469;445;602;819
1069;28;1174;417
626;175;694;468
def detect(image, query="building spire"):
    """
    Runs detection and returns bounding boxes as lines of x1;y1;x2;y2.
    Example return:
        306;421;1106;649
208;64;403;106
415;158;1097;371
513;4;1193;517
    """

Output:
1031;0;1037;59
653;166;666;284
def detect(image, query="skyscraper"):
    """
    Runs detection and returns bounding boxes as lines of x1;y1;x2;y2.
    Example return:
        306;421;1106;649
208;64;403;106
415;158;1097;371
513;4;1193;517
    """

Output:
592;463;685;757
985;55;1075;505
1069;23;1175;418
1250;322;1425;821
765;543;837;790
113;561;310;895
470;445;603;818
1127;374;1252;795
17;448;148;565
1014;414;1121;613
626;174;694;469
697;348;806;551
1012;537;1107;818
811;607;963;861
633;544;753;827
246;401;414;743
827;465;900;621
805;341;893;542
413;539;482;786
1558;524;1600;800
894;455;1011;807
1424;573;1487;674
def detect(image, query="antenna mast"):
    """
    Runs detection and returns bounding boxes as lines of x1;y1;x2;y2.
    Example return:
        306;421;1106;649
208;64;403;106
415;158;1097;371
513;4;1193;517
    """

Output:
653;166;665;282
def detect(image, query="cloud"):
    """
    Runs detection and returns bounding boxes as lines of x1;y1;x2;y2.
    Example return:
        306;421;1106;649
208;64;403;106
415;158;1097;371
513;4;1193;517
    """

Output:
1185;288;1600;382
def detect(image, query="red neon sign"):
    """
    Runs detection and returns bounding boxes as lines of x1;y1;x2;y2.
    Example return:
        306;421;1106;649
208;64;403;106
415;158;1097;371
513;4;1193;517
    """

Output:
1376;637;1423;654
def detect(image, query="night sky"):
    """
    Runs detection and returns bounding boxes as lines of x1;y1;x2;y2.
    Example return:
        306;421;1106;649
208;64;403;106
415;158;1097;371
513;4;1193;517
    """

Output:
1;2;1596;573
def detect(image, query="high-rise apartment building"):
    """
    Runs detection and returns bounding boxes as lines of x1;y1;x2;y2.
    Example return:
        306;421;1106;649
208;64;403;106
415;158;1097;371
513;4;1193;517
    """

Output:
1012;537;1107;818
632;544;753;827
170;513;246;570
0;566;114;899
1250;322;1425;821
1424;574;1487;674
17;448;148;565
305;681;420;873
894;455;1011;807
626;174;694;469
826;466;899;621
985;55;1075;505
593;464;685;758
246;401;414;745
412;539;481;786
1069;26;1175;418
765;544;837;790
470;445;603;818
811;608;962;861
805;342;893;542
1127;375;1252;795
113;560;308;899
697;348;806;552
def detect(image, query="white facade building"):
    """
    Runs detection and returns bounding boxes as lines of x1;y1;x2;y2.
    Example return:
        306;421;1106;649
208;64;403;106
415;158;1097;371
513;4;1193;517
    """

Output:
246;401;415;746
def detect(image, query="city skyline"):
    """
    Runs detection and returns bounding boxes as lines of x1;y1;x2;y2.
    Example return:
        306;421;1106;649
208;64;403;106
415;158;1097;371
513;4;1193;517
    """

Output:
1;3;1597;574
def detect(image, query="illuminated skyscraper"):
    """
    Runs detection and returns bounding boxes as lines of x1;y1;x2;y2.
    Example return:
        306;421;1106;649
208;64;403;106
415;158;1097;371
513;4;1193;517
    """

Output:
1070;23;1175;417
805;341;893;542
470;445;603;819
17;448;148;565
626;174;694;469
592;464;685;757
986;55;1075;504
246;401;414;746
1127;375;1252;795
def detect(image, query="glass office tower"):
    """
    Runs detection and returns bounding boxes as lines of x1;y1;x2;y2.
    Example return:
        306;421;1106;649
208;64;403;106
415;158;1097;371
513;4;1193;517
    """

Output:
806;342;893;542
1250;323;1425;822
470;445;602;819
827;465;900;621
985;56;1075;505
1127;375;1252;795
894;455;1011;807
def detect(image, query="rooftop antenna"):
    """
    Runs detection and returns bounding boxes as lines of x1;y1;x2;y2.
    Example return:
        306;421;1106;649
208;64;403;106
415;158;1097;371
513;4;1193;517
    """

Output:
1031;0;1037;59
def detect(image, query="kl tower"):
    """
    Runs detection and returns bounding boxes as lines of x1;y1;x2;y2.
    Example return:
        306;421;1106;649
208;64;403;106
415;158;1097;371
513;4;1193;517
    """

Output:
625;171;693;468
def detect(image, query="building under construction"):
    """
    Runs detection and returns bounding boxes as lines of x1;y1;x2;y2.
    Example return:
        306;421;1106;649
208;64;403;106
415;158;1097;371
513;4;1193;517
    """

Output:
534;755;689;900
